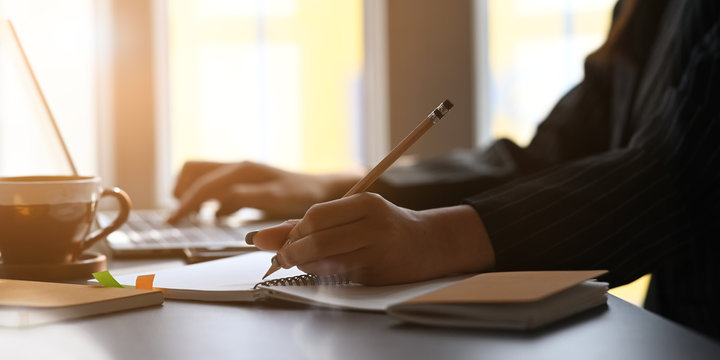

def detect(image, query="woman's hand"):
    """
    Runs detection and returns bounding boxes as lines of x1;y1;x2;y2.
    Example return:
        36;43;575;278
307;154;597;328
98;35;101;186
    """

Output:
252;193;495;285
168;161;361;222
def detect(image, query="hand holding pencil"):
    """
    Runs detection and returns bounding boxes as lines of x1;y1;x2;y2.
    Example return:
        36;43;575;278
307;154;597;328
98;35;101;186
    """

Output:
257;100;452;279
247;100;498;286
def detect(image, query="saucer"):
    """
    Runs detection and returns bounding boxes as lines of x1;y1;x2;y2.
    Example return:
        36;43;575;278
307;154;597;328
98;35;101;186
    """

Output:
0;252;107;282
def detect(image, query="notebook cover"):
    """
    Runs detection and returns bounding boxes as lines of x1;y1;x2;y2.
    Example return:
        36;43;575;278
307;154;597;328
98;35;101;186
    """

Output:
0;279;161;308
399;270;607;305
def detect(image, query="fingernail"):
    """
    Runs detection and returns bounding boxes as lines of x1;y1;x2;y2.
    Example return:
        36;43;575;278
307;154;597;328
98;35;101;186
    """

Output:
271;255;280;267
245;230;257;245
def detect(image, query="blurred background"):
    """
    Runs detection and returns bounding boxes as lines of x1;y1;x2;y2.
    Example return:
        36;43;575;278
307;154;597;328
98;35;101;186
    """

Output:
1;0;647;302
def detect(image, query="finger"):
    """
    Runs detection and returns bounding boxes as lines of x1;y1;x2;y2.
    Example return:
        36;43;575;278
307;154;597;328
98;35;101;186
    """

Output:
287;193;380;241
296;249;370;277
168;165;244;223
170;162;285;223
251;220;299;250
214;200;241;217
168;192;210;224
280;219;368;267
214;184;280;217
172;161;226;199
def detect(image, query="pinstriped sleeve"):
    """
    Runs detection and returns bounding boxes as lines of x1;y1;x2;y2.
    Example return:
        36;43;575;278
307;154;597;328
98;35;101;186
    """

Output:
466;23;720;287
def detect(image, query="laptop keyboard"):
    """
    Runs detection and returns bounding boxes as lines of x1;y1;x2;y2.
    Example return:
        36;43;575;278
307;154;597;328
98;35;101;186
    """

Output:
104;209;270;254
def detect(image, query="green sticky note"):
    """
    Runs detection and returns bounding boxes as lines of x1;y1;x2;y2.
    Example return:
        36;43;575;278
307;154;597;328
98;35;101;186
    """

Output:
92;270;125;288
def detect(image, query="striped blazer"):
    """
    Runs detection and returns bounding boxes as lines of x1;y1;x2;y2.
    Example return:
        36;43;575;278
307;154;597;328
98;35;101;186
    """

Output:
371;0;720;339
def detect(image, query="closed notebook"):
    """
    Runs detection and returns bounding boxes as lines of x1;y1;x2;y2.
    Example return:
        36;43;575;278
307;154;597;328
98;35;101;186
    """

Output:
386;270;608;330
0;279;163;327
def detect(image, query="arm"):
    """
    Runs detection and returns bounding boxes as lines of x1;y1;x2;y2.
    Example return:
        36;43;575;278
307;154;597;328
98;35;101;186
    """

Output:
468;0;720;288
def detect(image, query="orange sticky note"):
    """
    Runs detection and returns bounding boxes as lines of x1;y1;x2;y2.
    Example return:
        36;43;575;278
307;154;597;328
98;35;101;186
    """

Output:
135;274;156;290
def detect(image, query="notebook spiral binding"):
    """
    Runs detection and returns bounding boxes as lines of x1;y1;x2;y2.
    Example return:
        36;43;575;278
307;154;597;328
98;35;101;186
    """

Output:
253;274;349;289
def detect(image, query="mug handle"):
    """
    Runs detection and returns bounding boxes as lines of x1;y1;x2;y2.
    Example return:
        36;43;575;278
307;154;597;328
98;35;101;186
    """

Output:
80;187;132;254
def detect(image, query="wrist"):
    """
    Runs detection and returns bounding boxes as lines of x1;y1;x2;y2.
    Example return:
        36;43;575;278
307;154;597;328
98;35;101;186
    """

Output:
421;205;495;275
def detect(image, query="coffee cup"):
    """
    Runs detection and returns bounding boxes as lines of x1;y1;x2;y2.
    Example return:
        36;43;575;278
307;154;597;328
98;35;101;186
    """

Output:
0;175;131;265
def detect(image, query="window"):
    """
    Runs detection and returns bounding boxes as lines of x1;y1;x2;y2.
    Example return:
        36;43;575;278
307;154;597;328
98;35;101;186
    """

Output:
484;0;616;146
165;0;364;177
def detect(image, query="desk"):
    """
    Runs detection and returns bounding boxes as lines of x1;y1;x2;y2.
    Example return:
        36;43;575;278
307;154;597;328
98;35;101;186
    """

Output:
1;260;719;359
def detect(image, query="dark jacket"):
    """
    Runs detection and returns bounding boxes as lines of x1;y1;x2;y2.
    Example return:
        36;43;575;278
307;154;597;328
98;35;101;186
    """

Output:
371;0;720;339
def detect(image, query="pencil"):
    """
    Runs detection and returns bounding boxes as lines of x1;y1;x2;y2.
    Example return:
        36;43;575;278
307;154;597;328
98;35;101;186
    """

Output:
262;99;454;279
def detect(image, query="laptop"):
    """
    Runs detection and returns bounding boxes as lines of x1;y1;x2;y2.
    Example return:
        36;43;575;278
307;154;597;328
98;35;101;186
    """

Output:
100;207;279;261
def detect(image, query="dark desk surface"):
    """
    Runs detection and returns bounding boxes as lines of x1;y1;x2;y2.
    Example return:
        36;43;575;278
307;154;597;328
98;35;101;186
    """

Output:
1;256;719;359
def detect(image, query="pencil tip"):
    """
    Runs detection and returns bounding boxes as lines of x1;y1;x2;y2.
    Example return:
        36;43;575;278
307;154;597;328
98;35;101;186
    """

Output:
262;266;279;279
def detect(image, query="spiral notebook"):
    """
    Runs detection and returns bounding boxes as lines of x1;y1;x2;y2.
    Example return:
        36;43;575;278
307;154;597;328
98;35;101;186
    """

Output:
95;251;467;308
94;252;608;329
